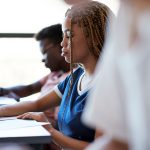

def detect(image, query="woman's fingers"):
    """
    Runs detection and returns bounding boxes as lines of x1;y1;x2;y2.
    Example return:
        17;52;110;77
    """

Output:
17;113;26;119
17;112;49;122
17;112;33;120
22;114;33;120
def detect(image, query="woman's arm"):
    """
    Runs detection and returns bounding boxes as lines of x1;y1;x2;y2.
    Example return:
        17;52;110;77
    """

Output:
103;139;128;150
48;126;104;150
0;91;61;117
95;129;103;139
18;112;90;150
48;127;89;150
85;135;128;150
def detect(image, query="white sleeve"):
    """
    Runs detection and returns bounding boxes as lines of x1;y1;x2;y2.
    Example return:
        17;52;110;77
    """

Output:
82;4;134;142
82;49;128;142
54;85;62;98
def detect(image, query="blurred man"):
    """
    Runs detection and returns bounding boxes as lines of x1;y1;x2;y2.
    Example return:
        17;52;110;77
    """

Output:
0;24;70;150
0;24;69;102
0;23;70;123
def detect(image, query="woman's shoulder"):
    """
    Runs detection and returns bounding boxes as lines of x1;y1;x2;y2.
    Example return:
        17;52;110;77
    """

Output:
61;66;84;83
73;66;84;75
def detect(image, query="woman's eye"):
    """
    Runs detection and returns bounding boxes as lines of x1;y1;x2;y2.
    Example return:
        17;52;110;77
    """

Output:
66;30;74;38
63;30;74;39
66;31;71;38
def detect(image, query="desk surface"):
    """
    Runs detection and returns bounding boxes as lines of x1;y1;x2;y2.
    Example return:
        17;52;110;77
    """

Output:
0;97;51;144
0;124;51;144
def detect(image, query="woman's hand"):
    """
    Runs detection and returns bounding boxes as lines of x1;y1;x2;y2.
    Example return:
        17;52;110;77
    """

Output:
17;112;49;122
17;112;54;131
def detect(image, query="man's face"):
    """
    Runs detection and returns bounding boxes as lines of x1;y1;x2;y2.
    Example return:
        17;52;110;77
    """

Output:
40;39;62;71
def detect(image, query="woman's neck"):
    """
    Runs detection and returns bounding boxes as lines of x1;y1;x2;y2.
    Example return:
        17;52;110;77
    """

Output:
82;56;97;76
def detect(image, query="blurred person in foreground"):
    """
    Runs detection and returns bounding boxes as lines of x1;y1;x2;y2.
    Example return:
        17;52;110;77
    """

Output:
0;1;113;149
82;0;150;150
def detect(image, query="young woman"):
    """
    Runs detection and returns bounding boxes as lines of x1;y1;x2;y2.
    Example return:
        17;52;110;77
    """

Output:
0;1;113;149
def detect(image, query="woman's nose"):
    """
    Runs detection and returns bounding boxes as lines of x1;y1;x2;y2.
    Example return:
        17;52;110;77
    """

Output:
61;37;67;48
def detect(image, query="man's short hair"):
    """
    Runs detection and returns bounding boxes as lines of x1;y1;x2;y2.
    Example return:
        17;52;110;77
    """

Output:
35;24;62;45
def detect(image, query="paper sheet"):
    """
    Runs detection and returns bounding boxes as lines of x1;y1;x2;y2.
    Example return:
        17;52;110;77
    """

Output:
0;119;49;130
0;116;17;121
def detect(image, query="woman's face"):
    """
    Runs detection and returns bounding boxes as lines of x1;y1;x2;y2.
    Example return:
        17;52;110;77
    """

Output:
61;17;90;64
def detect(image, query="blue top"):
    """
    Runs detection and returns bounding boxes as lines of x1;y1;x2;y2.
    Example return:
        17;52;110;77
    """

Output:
54;67;95;142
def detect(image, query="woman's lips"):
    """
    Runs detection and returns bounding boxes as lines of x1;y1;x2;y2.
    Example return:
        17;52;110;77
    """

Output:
61;49;69;57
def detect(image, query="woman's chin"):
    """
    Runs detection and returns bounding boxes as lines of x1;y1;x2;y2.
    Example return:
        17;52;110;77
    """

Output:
65;58;71;63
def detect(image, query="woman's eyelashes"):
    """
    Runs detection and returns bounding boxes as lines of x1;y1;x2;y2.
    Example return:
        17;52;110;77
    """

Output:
66;30;71;38
64;30;74;38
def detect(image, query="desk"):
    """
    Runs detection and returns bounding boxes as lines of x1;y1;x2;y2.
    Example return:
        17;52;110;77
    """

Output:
0;97;51;144
0;123;51;144
0;125;51;144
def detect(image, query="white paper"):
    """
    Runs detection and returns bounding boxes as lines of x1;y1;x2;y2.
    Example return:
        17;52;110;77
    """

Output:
0;97;17;105
0;119;49;130
0;116;17;121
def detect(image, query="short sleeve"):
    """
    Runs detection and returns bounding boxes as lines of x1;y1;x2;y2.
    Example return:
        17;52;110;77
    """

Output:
54;75;71;98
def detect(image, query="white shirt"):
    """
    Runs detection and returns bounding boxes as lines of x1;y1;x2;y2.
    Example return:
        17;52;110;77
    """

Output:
82;3;150;150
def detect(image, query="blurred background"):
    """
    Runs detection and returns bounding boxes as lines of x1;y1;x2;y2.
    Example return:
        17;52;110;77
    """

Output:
0;0;119;88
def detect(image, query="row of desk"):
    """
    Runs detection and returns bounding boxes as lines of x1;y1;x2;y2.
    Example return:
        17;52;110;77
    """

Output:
0;97;51;144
